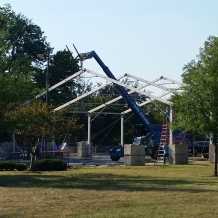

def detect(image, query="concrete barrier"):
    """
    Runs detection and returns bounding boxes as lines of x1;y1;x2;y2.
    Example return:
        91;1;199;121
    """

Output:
0;142;15;159
209;143;218;163
70;146;77;153
169;144;188;164
46;141;56;158
77;141;92;157
124;144;145;166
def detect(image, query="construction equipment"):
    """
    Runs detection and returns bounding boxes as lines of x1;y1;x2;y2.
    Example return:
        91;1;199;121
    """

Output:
105;144;124;161
131;124;162;158
31;47;193;161
72;50;171;161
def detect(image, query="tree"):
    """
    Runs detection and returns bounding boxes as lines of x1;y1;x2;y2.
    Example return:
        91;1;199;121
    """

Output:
0;71;38;131
0;4;50;72
35;49;81;106
171;36;218;176
11;100;83;170
12;101;83;141
0;5;90;151
0;28;39;134
0;4;61;105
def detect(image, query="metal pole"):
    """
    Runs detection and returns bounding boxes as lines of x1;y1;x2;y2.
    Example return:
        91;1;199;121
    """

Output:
45;52;50;157
46;52;49;104
121;115;124;146
88;113;91;157
170;106;173;145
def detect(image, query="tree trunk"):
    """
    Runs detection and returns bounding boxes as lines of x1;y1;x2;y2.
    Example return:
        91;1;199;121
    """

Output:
29;153;36;171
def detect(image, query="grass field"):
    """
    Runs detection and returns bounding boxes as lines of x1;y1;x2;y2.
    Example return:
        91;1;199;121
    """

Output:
0;161;218;218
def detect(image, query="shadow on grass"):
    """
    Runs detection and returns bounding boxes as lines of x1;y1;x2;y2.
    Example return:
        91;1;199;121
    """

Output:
0;171;217;193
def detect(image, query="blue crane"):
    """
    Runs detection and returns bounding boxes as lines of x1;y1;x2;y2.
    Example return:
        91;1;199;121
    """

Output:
75;50;161;160
76;51;156;132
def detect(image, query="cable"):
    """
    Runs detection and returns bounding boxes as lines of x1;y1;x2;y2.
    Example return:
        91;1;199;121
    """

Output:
93;118;121;146
91;117;121;139
91;106;107;122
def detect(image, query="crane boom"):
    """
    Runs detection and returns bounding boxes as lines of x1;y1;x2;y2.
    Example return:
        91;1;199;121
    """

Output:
76;51;163;138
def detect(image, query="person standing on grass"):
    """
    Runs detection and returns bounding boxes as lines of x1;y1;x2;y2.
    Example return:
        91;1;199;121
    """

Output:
163;143;169;164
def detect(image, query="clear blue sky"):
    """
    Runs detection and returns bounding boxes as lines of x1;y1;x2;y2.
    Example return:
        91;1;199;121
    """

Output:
2;0;218;83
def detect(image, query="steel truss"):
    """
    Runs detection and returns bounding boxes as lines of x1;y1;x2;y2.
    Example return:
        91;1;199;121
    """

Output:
35;68;182;155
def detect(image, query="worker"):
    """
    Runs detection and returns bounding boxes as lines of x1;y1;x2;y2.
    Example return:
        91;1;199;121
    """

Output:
140;135;146;145
163;142;169;164
165;107;170;122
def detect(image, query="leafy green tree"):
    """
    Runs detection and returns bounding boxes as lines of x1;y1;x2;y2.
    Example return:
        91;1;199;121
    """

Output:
0;4;50;72
11;100;84;171
0;4;92;153
1;5;85;107
12;101;83;141
0;28;38;134
0;71;37;130
35;50;82;106
171;36;218;176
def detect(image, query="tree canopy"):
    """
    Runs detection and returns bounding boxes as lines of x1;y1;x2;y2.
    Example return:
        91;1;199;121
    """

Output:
0;4;84;144
0;4;50;71
171;36;218;175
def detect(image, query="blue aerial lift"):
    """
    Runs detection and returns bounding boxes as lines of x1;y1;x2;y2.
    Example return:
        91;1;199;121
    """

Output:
74;49;165;161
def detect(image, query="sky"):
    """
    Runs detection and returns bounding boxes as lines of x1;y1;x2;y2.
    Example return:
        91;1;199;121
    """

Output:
2;0;218;87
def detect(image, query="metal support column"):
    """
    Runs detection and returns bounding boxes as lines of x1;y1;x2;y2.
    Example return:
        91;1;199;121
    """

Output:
88;113;91;157
121;115;124;146
169;106;173;145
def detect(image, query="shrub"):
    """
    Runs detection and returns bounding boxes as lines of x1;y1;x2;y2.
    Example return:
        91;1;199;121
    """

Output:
35;159;67;171
0;161;27;171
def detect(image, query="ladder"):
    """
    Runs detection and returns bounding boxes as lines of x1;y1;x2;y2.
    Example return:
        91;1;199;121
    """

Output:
156;121;169;163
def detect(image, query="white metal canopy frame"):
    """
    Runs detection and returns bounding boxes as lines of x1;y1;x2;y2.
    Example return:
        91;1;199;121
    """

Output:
35;67;182;157
54;69;173;111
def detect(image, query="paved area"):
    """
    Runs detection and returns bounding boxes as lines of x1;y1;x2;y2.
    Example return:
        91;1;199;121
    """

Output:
67;154;153;166
68;154;124;166
1;153;155;166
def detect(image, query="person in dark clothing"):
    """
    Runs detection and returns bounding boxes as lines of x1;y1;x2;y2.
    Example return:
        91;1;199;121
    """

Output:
165;107;170;122
163;143;169;164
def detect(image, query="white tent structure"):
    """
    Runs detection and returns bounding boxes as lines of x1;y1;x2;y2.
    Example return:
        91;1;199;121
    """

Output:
35;66;182;157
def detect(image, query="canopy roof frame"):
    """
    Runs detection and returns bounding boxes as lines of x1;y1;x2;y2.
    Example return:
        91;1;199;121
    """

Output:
54;68;178;112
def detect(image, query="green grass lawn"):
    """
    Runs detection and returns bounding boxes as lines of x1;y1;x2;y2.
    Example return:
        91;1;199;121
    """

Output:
0;161;218;218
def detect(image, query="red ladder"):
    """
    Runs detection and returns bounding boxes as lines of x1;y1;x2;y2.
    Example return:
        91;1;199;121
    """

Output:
156;121;169;163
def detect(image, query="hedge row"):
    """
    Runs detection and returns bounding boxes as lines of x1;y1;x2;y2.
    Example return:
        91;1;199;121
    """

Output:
35;159;67;171
0;159;67;171
0;161;26;171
